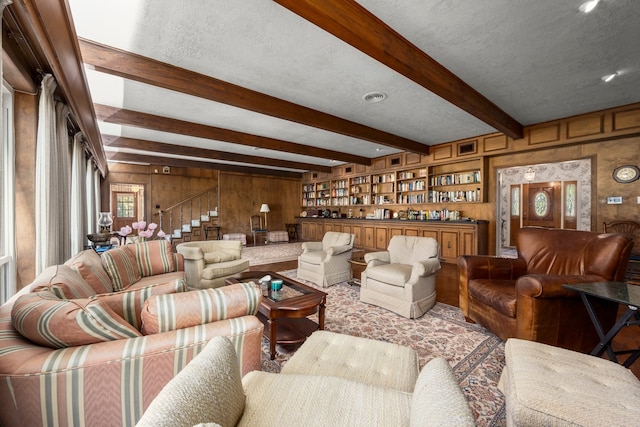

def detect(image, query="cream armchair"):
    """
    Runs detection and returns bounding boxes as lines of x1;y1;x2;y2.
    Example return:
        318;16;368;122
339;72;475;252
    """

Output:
297;231;355;287
361;235;440;318
176;240;249;289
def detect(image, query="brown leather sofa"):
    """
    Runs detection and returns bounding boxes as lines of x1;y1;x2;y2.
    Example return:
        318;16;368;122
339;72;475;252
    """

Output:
458;227;634;353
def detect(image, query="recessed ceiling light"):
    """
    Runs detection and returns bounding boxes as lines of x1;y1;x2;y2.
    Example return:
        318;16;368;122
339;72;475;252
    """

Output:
579;0;600;13
601;72;618;82
363;92;387;103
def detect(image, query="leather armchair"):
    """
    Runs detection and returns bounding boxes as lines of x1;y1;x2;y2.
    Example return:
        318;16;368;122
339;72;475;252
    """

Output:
297;232;355;287
361;235;440;319
458;227;634;352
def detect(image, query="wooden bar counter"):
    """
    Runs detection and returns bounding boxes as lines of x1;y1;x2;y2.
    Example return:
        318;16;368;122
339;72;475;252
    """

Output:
295;217;488;264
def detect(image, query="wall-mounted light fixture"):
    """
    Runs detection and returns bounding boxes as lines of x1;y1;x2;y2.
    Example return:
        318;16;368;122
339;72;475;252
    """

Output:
524;167;536;182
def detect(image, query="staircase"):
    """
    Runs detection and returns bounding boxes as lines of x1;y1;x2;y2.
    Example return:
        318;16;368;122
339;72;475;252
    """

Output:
156;186;219;247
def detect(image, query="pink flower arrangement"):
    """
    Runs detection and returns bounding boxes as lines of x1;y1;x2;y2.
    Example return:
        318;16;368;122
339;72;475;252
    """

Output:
118;221;166;242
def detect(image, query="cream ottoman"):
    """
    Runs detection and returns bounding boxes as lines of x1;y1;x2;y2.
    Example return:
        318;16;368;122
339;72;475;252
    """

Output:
267;230;289;243
499;338;640;426
222;233;247;245
281;330;420;392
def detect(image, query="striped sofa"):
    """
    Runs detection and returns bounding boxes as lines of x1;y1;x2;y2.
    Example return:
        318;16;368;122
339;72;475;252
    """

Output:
0;240;264;427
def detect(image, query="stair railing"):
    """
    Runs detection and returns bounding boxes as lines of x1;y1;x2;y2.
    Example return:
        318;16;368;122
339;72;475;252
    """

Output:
155;185;218;239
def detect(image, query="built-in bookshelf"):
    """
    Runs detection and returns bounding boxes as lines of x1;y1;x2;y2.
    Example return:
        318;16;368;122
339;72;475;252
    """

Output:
301;159;484;208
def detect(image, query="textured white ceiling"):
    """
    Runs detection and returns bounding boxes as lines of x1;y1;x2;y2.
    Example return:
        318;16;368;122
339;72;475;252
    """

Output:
68;0;640;172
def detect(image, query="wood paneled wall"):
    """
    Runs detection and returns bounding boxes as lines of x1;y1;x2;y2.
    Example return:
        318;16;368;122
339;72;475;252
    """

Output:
104;166;301;239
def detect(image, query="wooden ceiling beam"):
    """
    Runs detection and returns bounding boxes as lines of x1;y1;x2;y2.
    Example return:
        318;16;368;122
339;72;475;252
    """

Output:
273;0;524;140
79;38;429;155
106;152;303;179
102;135;332;173
95;104;370;166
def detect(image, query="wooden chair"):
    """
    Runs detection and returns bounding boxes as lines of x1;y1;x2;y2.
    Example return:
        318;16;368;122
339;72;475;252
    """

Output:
250;214;267;246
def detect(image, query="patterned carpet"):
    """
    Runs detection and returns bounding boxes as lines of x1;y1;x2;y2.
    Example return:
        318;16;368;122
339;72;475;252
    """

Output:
261;270;507;427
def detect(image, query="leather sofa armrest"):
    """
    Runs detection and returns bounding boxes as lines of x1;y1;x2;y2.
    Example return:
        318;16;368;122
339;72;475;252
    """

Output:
364;251;390;267
326;244;352;256
301;242;323;252
517;274;606;298
457;255;527;280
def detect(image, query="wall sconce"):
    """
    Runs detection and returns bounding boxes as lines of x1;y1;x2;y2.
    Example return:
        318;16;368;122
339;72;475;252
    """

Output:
260;204;270;228
524;167;536;182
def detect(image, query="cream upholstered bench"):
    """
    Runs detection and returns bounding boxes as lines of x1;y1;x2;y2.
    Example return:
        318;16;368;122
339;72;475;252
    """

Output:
222;233;246;245
281;330;420;392
267;230;288;243
499;338;640;426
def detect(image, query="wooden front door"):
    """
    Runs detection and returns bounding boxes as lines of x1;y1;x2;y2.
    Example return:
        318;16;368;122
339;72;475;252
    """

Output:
112;191;137;232
522;182;562;229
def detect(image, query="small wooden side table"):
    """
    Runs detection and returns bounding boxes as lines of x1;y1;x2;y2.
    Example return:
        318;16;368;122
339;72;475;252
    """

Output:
348;256;367;286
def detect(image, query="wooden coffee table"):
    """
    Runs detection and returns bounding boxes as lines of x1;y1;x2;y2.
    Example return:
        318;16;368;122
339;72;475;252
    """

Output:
226;271;327;360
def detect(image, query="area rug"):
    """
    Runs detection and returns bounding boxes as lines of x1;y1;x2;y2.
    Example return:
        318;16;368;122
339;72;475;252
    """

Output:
241;242;304;266
260;269;506;427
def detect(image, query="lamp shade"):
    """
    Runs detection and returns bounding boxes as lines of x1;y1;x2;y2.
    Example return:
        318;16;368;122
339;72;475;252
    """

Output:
260;204;270;213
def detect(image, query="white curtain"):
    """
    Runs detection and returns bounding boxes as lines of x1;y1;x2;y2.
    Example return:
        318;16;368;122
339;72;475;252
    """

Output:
94;168;102;224
35;75;72;274
86;158;96;235
71;132;87;255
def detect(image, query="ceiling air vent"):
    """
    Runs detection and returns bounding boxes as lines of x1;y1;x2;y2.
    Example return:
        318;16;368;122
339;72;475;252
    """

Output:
363;92;387;103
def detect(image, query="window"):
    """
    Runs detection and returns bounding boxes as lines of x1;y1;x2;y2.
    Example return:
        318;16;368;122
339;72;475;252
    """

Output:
0;85;15;303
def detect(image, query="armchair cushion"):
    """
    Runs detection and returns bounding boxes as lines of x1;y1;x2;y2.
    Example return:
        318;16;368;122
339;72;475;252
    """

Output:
140;282;261;335
365;263;412;287
204;251;237;263
322;231;352;250
12;291;141;348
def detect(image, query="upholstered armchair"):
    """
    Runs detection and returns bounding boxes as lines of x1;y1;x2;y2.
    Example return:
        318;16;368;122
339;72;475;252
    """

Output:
297;231;355;287
360;235;440;319
458;227;634;353
176;240;249;289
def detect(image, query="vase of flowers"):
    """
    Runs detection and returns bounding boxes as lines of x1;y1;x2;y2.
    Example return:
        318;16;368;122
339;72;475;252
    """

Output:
118;221;167;244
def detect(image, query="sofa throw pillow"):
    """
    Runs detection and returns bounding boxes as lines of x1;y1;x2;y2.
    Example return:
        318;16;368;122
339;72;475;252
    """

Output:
101;246;142;291
11;291;141;349
140;282;261;335
95;278;187;330
203;251;237;264
65;249;114;293
30;265;98;299
123;240;176;278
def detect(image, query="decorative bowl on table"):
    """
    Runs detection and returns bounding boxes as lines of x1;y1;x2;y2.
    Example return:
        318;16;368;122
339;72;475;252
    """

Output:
87;233;109;244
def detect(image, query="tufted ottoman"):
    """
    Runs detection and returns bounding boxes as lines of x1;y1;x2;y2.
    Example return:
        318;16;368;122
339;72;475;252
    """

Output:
222;233;247;245
281;330;419;392
499;338;640;426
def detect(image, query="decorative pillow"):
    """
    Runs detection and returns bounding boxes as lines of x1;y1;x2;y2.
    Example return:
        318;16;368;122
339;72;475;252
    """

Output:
30;265;97;299
65;249;114;293
140;282;261;335
11;291;141;349
203;251;237;264
101;246;141;291
123;240;176;277
95;278;187;330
